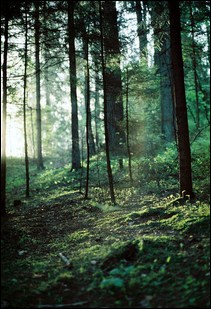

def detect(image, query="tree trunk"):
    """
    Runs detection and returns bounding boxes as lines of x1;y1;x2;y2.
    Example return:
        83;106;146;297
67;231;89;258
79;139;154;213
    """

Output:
84;36;91;199
1;12;9;216
159;35;175;143
102;1;125;155
135;0;148;59
68;1;81;170
43;1;51;107
29;107;36;159
94;61;100;151
169;1;194;198
23;5;30;197
189;3;200;129
83;36;96;158
35;2;44;170
99;0;116;205
206;22;210;65
125;68;133;183
151;2;175;143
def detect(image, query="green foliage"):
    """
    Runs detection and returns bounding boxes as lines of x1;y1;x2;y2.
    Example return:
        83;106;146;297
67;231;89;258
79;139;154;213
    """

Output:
133;143;178;191
2;175;210;308
3;120;210;308
100;277;125;290
190;130;210;197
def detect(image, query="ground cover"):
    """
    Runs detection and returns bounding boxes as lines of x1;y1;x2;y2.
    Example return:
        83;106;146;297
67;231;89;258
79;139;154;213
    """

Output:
1;158;210;308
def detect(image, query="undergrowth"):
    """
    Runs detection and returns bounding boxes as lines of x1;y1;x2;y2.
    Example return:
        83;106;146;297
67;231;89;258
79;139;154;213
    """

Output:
1;148;210;308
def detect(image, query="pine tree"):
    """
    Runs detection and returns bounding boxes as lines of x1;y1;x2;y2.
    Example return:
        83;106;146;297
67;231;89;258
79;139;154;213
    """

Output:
68;1;81;170
99;0;116;205
34;1;44;170
1;4;9;215
23;2;30;197
169;0;194;198
102;1;125;155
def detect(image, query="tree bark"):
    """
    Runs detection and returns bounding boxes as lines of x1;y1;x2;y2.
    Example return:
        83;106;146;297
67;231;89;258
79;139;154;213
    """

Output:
135;0;147;59
68;1;81;170
29;107;36;159
102;1;125;154
125;68;133;183
151;2;175;143
94;60;100;151
1;12;9;216
84;36;91;199
83;36;96;158
23;4;30;197
43;1;51;107
35;2;44;170
169;0;194;198
189;3;200;129
159;35;175;142
99;0;116;205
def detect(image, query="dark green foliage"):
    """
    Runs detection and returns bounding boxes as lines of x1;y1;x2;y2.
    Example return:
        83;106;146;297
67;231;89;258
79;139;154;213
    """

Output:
184;217;210;235
1;156;210;308
101;240;142;272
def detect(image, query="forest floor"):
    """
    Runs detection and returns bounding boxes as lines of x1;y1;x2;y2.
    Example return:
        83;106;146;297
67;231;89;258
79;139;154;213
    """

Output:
1;157;210;308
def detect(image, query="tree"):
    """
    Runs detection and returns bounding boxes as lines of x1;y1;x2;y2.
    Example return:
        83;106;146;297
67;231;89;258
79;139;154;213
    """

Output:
68;1;81;170
102;0;125;155
93;57;101;151
181;1;210;129
23;2;30;197
99;0;116;205
1;4;9;215
189;2;200;129
43;1;51;108
159;33;175;143
82;25;96;158
135;0;148;59
125;68;133;183
151;1;175;143
34;1;44;170
84;33;91;199
169;0;194;198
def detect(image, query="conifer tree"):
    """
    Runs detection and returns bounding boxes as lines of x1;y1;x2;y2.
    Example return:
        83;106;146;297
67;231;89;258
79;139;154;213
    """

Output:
169;0;194;198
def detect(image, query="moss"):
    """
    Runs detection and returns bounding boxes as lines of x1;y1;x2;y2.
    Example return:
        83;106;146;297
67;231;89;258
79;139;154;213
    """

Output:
101;239;143;273
184;217;210;235
2;157;210;308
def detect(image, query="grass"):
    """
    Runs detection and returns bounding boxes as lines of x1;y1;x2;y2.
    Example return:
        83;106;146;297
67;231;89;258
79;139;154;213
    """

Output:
1;156;210;308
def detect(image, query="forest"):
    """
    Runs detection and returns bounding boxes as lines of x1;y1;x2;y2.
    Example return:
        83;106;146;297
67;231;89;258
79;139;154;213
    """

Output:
1;0;210;308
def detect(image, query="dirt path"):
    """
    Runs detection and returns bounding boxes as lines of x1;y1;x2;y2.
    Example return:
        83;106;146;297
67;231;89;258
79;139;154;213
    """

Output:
1;189;210;308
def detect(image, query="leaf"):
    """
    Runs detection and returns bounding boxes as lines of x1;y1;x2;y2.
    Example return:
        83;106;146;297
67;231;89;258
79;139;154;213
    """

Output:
100;277;124;289
166;256;171;263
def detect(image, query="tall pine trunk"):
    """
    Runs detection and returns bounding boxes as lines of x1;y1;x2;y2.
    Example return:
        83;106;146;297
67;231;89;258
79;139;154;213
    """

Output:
43;1;51;107
68;1;81;170
125;68;133;183
169;1;194;198
1;12;9;216
29;106;36;159
23;4;30;197
160;35;175;143
152;2;175;143
83;36;96;157
189;3;200;129
99;0;116;205
84;36;91;199
94;61;100;151
35;2;44;170
102;1;125;155
135;1;148;59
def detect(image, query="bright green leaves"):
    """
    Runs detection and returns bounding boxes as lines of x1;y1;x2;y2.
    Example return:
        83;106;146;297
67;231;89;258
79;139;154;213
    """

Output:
100;277;124;289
